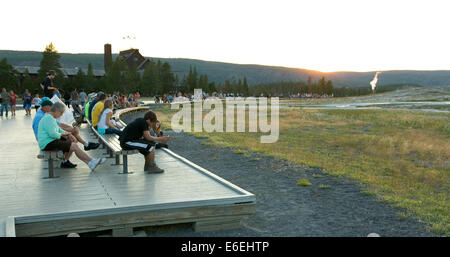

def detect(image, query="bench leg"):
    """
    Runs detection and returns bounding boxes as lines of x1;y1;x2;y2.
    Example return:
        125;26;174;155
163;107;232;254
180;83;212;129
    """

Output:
104;148;114;158
111;155;121;166
43;158;59;179
48;158;54;178
123;155;128;173
118;155;133;174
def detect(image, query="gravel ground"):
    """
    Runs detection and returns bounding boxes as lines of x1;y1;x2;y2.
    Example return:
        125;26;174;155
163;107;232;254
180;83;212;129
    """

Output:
119;112;435;237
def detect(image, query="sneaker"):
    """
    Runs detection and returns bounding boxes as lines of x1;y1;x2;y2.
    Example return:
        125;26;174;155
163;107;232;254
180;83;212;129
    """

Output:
88;157;106;172
145;164;164;174
66;160;78;167
61;160;77;168
84;142;100;151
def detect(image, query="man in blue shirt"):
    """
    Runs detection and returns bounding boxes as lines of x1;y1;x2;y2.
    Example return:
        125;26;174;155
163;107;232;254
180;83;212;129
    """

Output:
88;92;104;122
33;98;100;151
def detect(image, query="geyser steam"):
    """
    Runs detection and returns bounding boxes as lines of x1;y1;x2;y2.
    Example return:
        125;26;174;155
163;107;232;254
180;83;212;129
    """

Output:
370;72;380;93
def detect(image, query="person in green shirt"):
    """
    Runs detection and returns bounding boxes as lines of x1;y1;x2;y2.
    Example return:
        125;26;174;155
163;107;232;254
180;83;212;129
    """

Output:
84;93;96;121
38;102;106;171
0;88;10;117
85;100;91;120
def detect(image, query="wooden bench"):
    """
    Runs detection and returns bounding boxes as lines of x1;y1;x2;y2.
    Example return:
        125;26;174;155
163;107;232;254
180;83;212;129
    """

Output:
86;106;152;174
37;150;64;178
87;118;139;174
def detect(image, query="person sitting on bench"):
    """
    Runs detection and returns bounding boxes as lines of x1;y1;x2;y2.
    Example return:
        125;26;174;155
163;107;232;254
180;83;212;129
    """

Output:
151;120;168;149
32;98;100;158
97;99;123;136
119;111;169;173
91;93;107;130
38;102;106;171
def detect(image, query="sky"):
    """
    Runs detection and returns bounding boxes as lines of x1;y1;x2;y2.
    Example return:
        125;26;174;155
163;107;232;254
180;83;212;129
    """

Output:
1;0;450;72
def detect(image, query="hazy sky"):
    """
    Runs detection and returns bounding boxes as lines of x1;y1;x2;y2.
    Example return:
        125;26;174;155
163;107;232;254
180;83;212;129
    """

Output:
1;0;449;72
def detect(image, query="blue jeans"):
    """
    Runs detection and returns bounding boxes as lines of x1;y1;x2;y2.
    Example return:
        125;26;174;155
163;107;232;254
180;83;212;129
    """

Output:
0;104;8;116
106;127;123;136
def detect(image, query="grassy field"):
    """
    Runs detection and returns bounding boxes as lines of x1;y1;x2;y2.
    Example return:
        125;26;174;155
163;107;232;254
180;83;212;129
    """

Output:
153;104;449;235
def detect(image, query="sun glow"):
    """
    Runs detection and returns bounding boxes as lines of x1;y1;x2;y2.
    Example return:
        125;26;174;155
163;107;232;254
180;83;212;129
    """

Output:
1;0;450;72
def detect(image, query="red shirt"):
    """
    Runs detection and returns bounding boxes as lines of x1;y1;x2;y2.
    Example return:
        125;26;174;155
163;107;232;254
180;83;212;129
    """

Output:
9;94;17;104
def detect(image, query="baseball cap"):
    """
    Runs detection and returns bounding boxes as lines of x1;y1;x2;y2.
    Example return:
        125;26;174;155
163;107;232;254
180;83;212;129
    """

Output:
40;97;51;105
88;93;97;100
41;100;53;107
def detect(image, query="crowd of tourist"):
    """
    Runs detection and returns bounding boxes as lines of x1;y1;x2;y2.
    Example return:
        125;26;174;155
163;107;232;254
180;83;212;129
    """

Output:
6;70;169;174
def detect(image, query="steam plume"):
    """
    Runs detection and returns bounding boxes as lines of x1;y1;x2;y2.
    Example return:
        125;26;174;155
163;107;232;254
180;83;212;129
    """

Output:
370;72;380;93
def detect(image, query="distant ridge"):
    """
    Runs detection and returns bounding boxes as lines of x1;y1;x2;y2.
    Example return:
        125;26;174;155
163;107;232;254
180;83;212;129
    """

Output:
1;50;450;87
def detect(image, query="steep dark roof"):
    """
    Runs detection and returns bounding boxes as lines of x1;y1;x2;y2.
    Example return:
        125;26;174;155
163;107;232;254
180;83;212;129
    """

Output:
118;48;148;70
119;49;139;60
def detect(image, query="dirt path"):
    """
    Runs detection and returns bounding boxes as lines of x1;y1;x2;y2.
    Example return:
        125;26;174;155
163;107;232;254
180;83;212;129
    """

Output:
121;113;435;237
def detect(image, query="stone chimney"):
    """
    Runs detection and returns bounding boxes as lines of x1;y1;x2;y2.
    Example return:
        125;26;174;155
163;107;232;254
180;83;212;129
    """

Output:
104;43;112;71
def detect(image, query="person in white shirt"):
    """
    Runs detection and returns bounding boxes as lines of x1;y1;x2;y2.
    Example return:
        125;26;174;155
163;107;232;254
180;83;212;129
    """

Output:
97;100;123;136
32;94;41;113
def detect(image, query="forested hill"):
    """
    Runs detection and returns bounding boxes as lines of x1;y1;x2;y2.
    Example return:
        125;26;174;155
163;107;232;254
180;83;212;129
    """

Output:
2;50;450;87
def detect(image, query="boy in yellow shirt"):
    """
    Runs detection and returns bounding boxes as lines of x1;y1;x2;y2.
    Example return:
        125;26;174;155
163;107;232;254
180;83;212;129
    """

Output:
91;94;107;129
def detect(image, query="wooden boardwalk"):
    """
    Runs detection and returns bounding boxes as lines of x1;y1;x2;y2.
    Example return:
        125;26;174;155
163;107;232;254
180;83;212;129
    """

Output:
0;110;255;237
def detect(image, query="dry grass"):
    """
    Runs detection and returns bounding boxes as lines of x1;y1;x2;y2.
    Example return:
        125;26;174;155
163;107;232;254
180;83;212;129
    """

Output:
153;104;450;235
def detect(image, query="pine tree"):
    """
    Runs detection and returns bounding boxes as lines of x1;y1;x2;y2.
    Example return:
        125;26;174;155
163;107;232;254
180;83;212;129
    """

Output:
179;74;188;94
73;68;86;91
86;63;95;92
0;58;18;91
94;77;106;93
203;74;209;92
142;60;161;95
187;66;199;93
126;66;141;94
38;43;65;87
193;67;198;91
160;62;174;94
21;69;34;93
326;80;333;95
237;79;242;95
243;77;249;96
208;82;216;93
307;76;312;86
318;77;326;95
105;58;126;93
231;77;238;95
224;79;231;94
198;74;209;92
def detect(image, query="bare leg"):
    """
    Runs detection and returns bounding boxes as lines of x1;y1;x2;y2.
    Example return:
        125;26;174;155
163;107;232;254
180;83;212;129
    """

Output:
70;143;92;164
64;150;73;161
144;147;155;164
72;128;86;145
64;126;86;145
